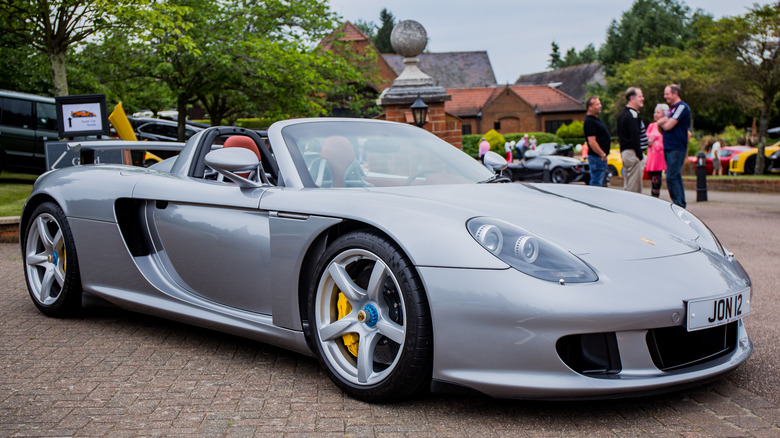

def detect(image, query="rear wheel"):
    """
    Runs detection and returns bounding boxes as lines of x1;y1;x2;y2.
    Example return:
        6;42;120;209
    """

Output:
551;167;567;183
607;165;618;178
23;202;82;317
309;230;432;402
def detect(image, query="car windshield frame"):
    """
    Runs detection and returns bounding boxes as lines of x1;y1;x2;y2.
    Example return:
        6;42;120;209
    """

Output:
280;120;495;189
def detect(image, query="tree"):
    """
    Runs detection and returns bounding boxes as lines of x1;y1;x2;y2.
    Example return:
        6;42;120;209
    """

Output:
598;0;706;72
548;41;562;69
77;0;371;138
706;3;780;174
0;0;190;96
354;19;376;39
373;8;396;54
0;32;50;94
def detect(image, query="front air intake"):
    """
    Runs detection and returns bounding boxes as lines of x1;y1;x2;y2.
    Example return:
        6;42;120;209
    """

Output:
646;322;738;371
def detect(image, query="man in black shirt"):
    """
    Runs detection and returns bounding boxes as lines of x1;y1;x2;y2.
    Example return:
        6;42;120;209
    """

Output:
583;96;611;186
616;87;648;193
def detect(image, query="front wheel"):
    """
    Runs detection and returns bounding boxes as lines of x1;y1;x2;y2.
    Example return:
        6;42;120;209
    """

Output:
23;202;83;317
744;156;756;175
308;230;432;402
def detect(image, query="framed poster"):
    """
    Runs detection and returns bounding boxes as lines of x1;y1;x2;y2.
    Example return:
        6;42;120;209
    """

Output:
55;94;109;137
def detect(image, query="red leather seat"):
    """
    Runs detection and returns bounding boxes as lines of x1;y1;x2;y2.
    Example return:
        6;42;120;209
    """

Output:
223;135;261;179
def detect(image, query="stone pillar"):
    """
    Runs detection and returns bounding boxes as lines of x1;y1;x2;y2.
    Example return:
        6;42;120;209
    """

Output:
377;20;460;149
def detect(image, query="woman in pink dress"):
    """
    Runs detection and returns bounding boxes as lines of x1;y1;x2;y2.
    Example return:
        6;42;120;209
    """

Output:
645;104;669;198
478;137;490;163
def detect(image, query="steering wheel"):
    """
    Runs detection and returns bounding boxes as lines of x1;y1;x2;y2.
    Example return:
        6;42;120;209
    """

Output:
404;168;438;185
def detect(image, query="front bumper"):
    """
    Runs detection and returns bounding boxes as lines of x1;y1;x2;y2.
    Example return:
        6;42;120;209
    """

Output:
418;250;752;399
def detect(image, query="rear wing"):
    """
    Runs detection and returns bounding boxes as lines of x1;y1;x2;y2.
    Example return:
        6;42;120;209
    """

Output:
46;140;185;170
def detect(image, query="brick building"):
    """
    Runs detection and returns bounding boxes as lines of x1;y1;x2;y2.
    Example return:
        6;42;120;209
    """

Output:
446;85;586;136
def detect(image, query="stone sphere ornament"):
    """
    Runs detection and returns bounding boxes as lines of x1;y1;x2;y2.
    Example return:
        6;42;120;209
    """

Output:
390;20;428;58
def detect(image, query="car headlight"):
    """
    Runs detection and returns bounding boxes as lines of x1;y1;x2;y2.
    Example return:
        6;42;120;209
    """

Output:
672;205;725;255
467;217;597;283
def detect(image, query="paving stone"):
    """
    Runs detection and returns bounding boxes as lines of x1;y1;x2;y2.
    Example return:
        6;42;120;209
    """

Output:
3;189;780;437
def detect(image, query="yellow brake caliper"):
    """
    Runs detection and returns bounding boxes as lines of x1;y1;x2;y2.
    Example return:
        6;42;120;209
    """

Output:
337;292;359;357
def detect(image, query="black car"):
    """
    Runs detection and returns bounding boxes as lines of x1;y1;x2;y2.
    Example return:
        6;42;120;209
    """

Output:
127;117;204;142
508;143;589;183
0;90;58;174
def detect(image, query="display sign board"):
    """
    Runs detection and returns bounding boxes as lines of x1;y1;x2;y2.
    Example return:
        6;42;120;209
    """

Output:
55;94;109;138
44;141;124;170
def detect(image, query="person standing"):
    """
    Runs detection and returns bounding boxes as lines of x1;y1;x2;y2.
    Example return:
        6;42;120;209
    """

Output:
645;104;669;197
616;87;648;193
657;84;690;208
711;139;723;176
583;96;611;186
478;137;490;163
514;134;529;160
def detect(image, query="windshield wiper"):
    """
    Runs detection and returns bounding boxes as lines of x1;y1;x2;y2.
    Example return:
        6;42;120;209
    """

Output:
478;174;511;184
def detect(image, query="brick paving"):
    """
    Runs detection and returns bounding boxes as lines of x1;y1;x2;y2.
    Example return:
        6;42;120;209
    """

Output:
2;189;780;437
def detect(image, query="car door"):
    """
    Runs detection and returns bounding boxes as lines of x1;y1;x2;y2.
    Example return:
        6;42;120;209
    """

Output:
0;97;37;170
133;175;274;314
35;102;59;170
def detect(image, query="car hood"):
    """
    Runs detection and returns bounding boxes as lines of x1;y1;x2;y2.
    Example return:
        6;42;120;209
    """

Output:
371;182;700;262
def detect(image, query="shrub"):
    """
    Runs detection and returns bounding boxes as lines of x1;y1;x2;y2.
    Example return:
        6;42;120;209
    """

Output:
555;121;584;139
462;134;481;157
720;125;746;146
483;129;506;154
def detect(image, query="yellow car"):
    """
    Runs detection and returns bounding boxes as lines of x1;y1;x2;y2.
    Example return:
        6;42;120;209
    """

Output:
607;149;623;178
729;143;780;174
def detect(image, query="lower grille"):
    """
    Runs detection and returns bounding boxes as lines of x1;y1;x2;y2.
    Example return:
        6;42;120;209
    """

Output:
556;332;622;376
646;322;738;371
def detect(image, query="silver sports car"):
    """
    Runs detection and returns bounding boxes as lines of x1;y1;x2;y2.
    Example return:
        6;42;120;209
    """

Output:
21;118;752;402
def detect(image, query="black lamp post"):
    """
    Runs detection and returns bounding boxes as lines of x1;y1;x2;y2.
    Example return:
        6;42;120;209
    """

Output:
410;95;428;127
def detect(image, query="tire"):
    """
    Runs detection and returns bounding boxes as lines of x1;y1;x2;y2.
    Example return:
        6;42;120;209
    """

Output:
744;156;756;175
22;202;82;317
551;167;567;183
607;165;618;178
308;230;432;402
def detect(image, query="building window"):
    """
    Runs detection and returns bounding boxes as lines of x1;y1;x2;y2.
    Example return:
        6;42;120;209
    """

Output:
462;124;472;135
545;119;571;134
493;121;501;131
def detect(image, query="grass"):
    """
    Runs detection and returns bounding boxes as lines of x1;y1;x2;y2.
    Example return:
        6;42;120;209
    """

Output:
0;172;37;217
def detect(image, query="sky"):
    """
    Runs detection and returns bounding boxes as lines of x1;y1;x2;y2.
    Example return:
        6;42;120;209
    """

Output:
328;0;771;84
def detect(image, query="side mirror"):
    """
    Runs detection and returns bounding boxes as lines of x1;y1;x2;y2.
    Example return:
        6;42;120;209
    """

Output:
205;147;262;187
483;151;508;173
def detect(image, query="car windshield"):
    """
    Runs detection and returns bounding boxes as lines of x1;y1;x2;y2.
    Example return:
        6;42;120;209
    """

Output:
282;121;495;188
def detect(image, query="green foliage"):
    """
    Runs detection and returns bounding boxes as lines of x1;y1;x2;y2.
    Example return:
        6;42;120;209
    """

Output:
354;19;376;38
462;135;481;158
0;32;51;94
554;44;598;68
483;129;506;154
548;41;562;69
720;125;747;146
704;3;780;173
68;0;372;136
235;118;276;129
598;0;705;72
373;8;395;54
0;172;36;217
555;121;584;138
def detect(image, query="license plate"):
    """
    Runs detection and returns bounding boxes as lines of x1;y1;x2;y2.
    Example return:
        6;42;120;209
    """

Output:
686;290;750;332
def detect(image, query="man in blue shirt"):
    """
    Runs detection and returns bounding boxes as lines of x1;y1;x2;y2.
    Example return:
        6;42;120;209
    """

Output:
657;84;689;208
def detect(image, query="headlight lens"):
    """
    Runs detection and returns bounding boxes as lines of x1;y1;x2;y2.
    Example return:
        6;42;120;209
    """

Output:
672;205;725;255
467;217;597;283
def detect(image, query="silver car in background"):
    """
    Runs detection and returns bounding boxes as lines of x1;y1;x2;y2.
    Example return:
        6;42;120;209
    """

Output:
20;118;752;402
